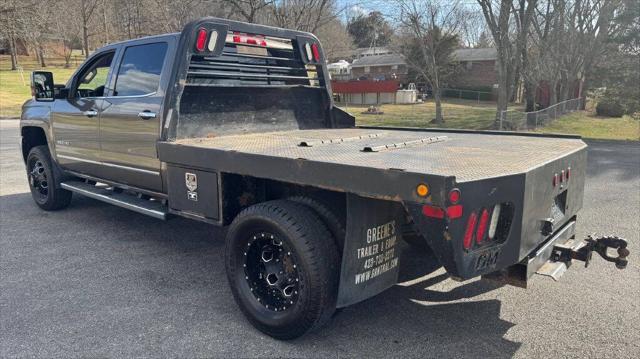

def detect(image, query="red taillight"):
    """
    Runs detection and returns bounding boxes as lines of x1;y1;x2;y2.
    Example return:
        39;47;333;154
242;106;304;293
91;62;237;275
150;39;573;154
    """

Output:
566;167;571;181
552;173;558;187
422;205;445;219
448;189;461;204
560;170;566;183
476;208;490;244
463;211;478;250
196;28;208;52
311;43;320;61
446;205;463;219
233;32;267;47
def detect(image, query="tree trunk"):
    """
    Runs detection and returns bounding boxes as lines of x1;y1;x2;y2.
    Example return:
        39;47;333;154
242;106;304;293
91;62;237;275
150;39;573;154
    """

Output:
433;86;444;124
9;35;18;70
38;46;46;67
524;80;536;112
549;81;558;107
579;77;588;110
495;59;509;122
83;23;90;59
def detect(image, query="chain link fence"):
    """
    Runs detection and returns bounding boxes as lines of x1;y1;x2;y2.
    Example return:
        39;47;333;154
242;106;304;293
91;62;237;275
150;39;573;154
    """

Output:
499;98;583;130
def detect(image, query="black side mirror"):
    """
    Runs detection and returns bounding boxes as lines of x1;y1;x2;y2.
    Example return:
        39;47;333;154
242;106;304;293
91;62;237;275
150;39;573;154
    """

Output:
31;71;55;101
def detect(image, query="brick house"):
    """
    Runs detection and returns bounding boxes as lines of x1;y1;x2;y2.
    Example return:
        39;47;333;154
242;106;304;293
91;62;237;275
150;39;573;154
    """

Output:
350;53;408;84
449;48;498;89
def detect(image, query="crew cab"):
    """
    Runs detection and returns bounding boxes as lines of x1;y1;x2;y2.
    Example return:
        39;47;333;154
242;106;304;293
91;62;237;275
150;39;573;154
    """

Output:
20;17;628;340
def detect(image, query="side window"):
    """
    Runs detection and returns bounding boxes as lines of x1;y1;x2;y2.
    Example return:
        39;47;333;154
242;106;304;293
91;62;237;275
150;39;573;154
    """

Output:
114;42;168;97
75;52;115;98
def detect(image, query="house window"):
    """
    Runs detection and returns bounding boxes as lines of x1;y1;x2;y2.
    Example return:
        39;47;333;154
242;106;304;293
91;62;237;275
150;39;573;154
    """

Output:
364;66;370;73
392;65;398;70
466;61;473;70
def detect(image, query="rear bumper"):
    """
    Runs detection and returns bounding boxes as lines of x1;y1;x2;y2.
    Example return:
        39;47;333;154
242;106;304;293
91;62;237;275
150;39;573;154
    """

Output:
404;146;587;280
482;219;576;287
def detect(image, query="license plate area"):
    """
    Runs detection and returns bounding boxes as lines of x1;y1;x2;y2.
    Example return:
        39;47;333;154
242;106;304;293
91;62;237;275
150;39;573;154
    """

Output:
483;219;576;288
550;190;568;223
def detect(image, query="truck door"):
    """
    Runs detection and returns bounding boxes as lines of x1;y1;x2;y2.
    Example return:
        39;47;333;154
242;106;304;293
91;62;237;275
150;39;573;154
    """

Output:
52;50;116;175
98;41;170;192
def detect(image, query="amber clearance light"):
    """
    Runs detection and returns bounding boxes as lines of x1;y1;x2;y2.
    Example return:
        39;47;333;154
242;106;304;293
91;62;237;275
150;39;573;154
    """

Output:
416;184;429;197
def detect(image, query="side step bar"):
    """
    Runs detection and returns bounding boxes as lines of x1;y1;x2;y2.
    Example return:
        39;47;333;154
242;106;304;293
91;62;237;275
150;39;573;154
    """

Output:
60;181;168;220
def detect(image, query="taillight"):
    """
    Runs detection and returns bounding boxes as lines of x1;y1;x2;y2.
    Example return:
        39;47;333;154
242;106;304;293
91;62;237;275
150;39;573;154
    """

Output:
476;208;490;244
560;170;566;183
422;205;445;219
488;204;501;239
232;32;267;47
311;43;320;61
207;30;218;51
448;188;461;204
195;28;208;52
552;173;559;187
463;211;478;250
566;167;571;180
446;205;463;219
304;43;313;61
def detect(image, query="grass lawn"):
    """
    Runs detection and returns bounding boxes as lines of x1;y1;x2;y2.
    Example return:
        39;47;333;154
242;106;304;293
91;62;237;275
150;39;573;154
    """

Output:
0;55;77;118
344;100;504;130
534;111;639;141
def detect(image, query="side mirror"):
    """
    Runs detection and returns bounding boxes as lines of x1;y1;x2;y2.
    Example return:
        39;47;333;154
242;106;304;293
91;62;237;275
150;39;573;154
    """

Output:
31;71;55;101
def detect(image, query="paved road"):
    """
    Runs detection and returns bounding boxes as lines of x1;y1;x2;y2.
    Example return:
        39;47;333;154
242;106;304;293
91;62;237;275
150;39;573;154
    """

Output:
1;119;639;358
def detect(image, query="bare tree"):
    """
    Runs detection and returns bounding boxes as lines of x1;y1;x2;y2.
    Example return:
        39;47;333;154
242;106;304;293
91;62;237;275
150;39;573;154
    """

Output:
477;0;535;120
76;0;100;58
314;17;355;61
0;0;38;69
271;0;338;33
393;0;463;124
221;0;274;23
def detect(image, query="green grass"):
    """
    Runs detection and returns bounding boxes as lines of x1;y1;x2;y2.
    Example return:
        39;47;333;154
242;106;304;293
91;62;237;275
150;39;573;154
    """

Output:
344;100;505;130
534;111;640;141
0;55;77;117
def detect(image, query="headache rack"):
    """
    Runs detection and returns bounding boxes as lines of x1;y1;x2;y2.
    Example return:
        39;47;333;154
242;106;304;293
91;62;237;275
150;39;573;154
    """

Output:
186;32;323;88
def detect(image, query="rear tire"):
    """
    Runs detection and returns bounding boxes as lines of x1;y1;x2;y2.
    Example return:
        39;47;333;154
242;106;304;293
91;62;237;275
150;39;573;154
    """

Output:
225;200;339;340
26;145;72;211
288;195;346;254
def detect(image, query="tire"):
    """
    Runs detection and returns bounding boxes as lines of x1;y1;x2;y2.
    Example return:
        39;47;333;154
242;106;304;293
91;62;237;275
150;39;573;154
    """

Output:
288;195;346;254
26;145;72;211
225;200;340;340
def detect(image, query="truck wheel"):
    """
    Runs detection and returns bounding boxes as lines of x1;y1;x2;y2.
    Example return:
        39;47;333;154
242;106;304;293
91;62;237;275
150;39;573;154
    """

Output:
225;200;340;340
288;195;346;254
26;146;72;211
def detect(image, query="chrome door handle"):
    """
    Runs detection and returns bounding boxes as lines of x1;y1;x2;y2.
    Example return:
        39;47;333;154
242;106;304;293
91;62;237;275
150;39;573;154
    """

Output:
83;110;98;117
138;111;156;119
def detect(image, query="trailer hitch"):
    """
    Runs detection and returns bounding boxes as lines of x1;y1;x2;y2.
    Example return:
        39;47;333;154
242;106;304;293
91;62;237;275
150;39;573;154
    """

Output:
552;235;629;269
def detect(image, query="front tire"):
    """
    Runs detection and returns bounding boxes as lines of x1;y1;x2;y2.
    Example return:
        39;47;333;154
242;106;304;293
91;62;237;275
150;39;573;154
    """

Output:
26;145;72;210
225;200;340;340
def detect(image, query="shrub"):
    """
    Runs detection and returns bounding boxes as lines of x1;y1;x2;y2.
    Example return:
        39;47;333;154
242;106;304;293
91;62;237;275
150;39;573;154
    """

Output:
596;97;625;117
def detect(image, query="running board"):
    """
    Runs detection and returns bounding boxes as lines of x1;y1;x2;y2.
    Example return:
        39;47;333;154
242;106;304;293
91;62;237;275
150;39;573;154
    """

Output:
60;181;168;220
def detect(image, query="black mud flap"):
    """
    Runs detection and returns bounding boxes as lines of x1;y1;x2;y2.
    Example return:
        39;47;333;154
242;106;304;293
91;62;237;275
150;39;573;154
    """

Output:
336;194;405;308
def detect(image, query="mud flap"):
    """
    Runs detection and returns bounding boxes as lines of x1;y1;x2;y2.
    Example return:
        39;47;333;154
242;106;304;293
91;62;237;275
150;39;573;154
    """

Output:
336;194;405;307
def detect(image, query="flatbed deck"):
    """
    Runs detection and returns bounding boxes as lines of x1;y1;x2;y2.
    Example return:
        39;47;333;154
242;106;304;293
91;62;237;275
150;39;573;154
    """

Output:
171;128;586;182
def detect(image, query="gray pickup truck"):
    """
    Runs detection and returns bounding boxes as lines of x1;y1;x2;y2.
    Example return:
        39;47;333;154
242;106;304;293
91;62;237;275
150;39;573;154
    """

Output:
21;17;628;339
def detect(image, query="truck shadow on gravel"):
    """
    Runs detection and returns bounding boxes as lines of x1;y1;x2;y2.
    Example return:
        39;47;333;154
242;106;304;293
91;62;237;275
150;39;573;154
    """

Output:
2;193;520;358
307;245;521;358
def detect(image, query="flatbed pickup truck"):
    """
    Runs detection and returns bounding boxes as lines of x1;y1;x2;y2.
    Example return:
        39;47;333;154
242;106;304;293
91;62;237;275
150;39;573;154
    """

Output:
21;17;628;340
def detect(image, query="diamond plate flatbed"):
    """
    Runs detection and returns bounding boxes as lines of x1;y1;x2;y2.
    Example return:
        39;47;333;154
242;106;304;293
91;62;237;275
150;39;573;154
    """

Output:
168;128;586;182
158;127;586;205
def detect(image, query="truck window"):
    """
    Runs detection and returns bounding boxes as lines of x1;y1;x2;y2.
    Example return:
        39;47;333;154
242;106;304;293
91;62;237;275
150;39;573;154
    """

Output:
75;51;114;98
114;42;168;97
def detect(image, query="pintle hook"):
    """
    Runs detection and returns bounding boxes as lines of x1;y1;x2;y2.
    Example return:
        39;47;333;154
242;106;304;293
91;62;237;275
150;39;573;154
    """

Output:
552;235;629;269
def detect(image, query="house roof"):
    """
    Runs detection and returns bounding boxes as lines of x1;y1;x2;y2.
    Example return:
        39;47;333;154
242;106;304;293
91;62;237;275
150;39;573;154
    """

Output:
351;53;405;68
453;48;497;61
